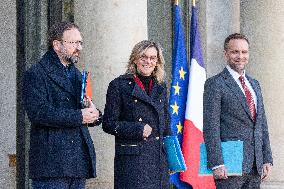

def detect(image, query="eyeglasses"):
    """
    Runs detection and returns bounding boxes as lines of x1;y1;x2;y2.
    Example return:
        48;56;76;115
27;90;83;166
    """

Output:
62;40;83;47
139;55;158;63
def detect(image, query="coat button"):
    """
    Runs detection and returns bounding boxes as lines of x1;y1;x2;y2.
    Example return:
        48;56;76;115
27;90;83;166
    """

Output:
155;137;160;140
129;81;132;84
138;118;142;122
134;99;137;103
71;140;74;143
159;99;162;102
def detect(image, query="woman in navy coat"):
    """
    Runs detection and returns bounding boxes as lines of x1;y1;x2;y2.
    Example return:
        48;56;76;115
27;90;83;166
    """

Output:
103;40;172;189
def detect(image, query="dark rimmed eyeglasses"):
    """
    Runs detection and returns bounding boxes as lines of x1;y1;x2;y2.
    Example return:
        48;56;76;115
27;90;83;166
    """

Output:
139;55;158;63
62;40;83;47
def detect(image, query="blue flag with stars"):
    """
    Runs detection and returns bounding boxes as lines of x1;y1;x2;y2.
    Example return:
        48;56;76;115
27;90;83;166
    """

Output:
169;4;192;189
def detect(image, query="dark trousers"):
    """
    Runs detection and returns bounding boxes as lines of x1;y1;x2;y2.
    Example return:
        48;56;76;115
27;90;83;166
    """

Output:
32;178;85;189
215;164;261;189
215;162;261;189
215;174;261;189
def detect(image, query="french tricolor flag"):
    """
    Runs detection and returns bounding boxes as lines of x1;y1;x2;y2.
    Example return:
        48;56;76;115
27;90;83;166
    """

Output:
180;4;215;189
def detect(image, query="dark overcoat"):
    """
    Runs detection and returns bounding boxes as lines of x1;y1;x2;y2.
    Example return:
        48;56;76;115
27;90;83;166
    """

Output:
102;74;171;189
203;68;273;175
22;49;100;179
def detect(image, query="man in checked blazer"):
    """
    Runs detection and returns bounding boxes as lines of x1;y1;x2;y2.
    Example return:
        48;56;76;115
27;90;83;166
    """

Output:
203;33;273;189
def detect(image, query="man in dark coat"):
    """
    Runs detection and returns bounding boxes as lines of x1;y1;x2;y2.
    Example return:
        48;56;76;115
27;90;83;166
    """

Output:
203;33;273;189
22;22;101;189
103;40;172;189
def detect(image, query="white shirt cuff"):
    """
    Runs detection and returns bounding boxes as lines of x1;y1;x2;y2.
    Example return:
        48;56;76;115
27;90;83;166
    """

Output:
212;164;225;170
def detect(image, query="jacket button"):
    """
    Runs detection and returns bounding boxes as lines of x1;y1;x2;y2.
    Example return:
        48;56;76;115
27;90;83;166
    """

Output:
155;137;160;140
66;97;69;101
138;118;142;122
129;81;132;84
134;99;137;103
71;140;74;143
159;99;162;102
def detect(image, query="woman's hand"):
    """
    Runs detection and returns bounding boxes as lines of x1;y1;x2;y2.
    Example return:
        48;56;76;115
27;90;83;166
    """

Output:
143;124;152;139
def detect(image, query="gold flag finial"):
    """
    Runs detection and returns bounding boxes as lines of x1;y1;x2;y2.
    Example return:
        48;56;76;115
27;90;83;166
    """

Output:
193;0;196;7
174;0;179;5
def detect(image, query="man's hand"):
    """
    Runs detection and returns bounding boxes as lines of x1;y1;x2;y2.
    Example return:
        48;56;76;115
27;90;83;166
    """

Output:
261;163;272;181
213;166;228;180
143;124;152;139
81;98;100;124
83;97;96;108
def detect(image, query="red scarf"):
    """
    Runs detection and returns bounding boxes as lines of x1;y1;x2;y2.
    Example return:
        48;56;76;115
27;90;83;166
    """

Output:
133;75;153;92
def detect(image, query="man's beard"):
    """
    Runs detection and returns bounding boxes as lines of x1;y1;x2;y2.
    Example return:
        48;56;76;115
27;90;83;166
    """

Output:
61;46;80;64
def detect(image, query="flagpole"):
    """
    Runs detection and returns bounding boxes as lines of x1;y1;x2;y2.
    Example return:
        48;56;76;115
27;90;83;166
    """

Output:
174;0;179;6
192;0;195;7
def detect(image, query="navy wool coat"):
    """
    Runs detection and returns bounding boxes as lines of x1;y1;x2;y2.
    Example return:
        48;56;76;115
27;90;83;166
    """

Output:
22;49;100;179
103;74;171;189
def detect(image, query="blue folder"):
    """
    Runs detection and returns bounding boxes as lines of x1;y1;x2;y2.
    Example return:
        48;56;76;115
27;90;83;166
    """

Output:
163;136;186;172
199;140;243;176
80;71;88;107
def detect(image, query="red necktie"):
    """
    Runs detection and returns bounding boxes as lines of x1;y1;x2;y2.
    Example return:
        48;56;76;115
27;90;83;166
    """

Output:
239;76;256;122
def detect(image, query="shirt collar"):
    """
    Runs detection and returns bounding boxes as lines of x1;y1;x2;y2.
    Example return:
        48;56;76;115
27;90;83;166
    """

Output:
226;65;246;81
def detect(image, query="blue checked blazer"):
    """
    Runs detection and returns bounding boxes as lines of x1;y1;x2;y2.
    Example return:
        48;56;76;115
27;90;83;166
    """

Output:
203;68;273;175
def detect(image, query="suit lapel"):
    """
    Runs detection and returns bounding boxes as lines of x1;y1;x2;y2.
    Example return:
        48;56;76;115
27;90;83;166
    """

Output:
40;50;75;96
48;72;75;95
131;78;164;111
149;80;164;102
75;68;82;105
132;84;154;105
221;68;254;121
